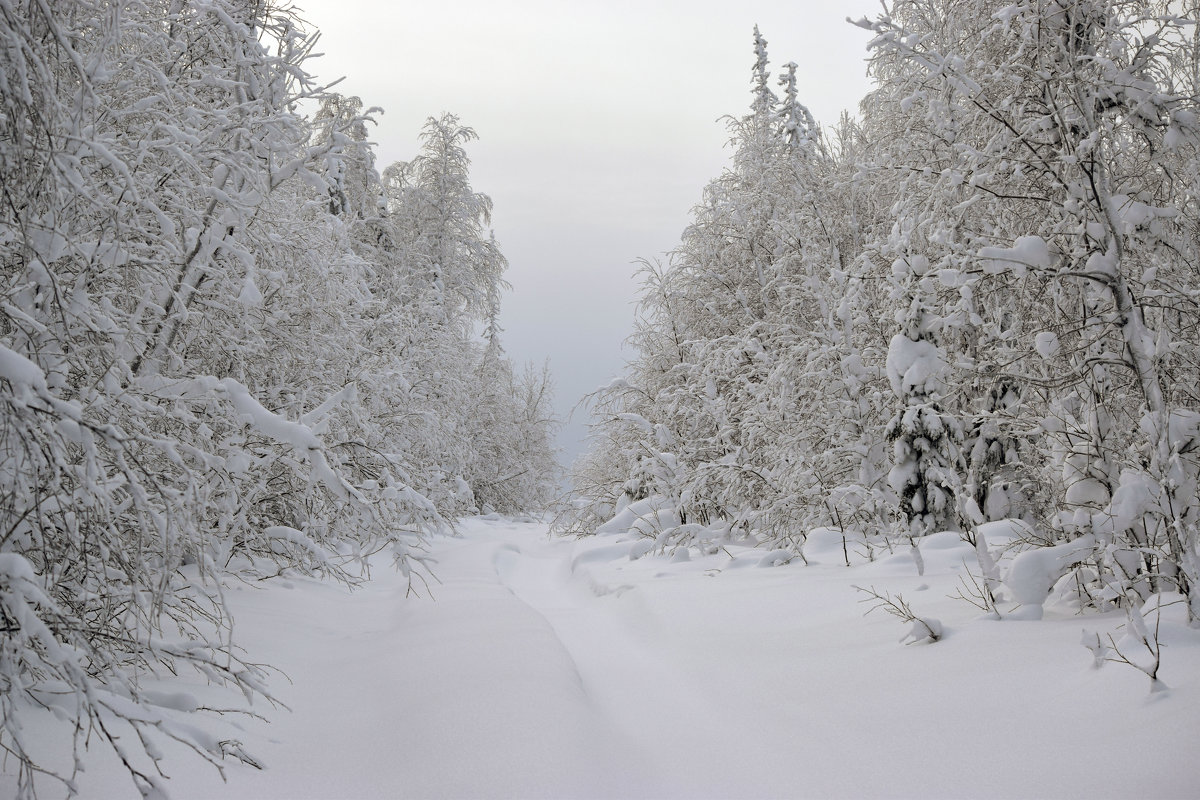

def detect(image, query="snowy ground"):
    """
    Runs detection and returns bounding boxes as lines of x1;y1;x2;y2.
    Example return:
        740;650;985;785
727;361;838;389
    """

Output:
7;516;1200;799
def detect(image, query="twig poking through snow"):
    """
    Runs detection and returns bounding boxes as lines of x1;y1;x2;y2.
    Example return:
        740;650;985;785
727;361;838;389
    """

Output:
855;585;943;645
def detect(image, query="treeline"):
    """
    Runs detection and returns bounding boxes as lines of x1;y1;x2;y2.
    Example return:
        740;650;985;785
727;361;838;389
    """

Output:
565;2;1200;648
0;1;555;795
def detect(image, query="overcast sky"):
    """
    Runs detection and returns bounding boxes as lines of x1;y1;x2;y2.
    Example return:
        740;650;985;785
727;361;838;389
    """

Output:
296;1;877;469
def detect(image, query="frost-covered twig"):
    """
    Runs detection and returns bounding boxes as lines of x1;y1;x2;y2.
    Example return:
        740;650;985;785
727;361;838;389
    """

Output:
951;559;999;616
1083;596;1178;693
855;584;943;645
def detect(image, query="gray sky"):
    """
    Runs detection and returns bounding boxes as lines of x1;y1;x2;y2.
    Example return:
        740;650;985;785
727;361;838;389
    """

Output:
296;1;876;469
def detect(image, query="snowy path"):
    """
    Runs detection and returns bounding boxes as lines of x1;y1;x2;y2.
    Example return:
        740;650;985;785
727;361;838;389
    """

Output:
12;517;1200;799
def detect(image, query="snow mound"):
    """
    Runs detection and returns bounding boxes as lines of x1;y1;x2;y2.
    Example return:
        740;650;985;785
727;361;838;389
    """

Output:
901;616;943;645
594;496;676;538
756;549;795;568
1005;534;1096;615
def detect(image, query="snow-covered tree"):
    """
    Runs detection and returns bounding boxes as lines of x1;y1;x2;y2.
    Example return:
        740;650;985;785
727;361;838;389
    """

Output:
884;256;965;539
860;0;1200;617
0;3;557;795
384;113;509;327
564;31;883;555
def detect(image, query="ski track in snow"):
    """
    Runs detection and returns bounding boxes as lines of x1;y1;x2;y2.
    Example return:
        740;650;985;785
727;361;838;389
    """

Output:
6;517;1200;799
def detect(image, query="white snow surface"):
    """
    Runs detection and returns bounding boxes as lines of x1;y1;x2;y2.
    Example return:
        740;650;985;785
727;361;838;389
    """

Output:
6;517;1199;799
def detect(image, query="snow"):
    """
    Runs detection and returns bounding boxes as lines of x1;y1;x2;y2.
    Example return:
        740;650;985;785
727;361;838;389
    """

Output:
1111;194;1177;233
1141;408;1200;453
237;273;263;306
1005;533;1097;614
219;377;357;501
1086;248;1119;278
1034;331;1060;359
885;333;944;397
8;517;1198;799
594;495;674;537
1090;469;1162;539
979;235;1052;277
0;343;49;394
